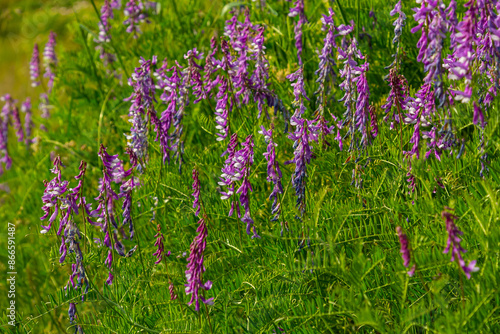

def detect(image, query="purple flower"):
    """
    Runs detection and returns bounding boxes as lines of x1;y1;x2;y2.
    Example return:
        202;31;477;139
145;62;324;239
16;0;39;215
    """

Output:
10;106;24;142
390;1;406;46
40;156;69;233
288;0;308;64
153;224;166;264
111;0;122;9
218;134;259;238
315;9;337;117
169;281;178;300
250;26;271;118
259;125;283;222
123;0;149;37
120;176;137;239
43;31;57;92
219;133;239;213
68;303;77;323
0;95;14;175
97;0;113;43
285;117;319;217
382;68;408;130
396;226;415;277
186;171;212;311
30;44;40;87
286;67;308;120
214;77;231;141
154;59;185;165
338;33;371;152
184;48;206;104
354;61;371;149
21;98;33;146
203;37;219;97
368;105;378;138
39;93;50;119
125;56;157;170
442;208;479;279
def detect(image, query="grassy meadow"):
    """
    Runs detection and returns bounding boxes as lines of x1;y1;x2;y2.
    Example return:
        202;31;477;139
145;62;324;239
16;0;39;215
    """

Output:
0;0;499;333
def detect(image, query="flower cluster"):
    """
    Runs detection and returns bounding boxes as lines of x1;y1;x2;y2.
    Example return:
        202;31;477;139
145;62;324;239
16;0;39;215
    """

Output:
442;208;479;279
260;125;283;222
125;56;157;170
185;169;213;311
219;134;259;238
43;31;57;92
288;0;307;64
30;44;40;87
396;226;415;277
123;0;153;38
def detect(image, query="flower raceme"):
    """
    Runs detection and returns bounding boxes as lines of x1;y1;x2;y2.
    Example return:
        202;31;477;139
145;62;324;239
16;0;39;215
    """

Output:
185;169;213;311
396;226;415;277
442;208;479;279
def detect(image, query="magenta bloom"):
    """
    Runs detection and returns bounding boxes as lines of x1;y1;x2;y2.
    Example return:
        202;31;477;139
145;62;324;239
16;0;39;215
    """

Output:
153;224;168;264
185;169;213;311
442;208;479;279
396;226;415;277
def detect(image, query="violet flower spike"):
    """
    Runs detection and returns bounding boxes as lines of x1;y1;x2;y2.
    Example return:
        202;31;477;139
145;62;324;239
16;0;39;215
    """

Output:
124;56;157;170
1;95;14;174
259;125;283;222
214;77;232;141
396;226;415;277
285;117;319;217
153;224;166;264
30;44;41;87
21;98;33;146
11;106;24;142
123;0;148;38
288;0;308;64
442;208;479;279
186;171;212;311
43;31;57;92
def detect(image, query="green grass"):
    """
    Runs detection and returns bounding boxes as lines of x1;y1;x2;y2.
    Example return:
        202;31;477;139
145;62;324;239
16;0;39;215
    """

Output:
1;0;499;333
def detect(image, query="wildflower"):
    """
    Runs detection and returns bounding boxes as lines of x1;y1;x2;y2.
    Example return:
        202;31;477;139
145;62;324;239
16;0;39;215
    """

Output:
125;56;157;170
43;32;57;92
285;117;319;217
214;77;232;141
314;8;337;118
21;98;33;146
390;1;406;46
0;95;14;174
288;0;307;64
68;303;77;323
442;208;479;279
97;0;113;43
219;133;239;215
382;68;408;130
396;226;415;277
39;93;50;119
185;169;213;311
169;281;178;300
30;44;40;87
11;106;24;142
153;224;166;264
250;26;270;118
259;125;283;222
123;0;148;37
286;67;308;120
